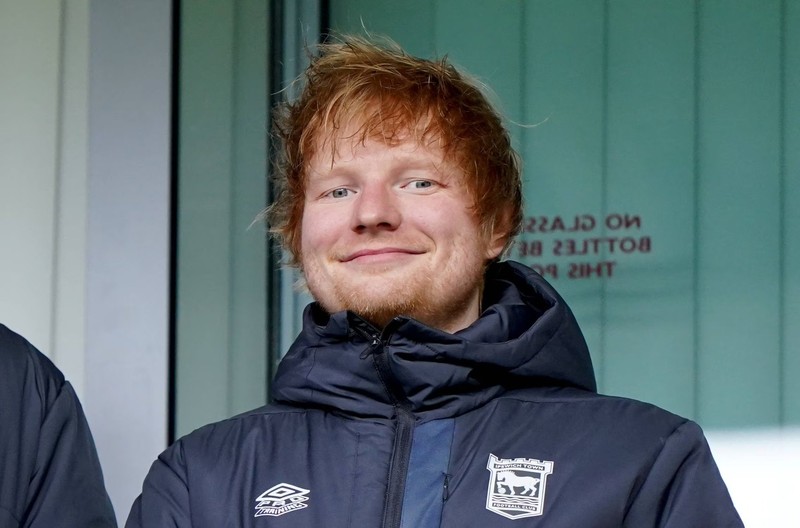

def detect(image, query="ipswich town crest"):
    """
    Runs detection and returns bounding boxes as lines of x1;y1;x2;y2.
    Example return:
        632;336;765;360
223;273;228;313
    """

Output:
486;454;554;520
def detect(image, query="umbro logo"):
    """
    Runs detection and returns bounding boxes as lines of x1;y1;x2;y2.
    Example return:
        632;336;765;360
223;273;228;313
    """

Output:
254;483;310;518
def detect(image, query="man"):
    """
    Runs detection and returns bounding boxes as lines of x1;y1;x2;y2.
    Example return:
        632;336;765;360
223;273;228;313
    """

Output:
128;38;742;527
0;324;116;527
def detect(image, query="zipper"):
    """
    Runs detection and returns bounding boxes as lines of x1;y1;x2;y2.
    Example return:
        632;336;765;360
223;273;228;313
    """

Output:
355;316;415;528
382;404;414;528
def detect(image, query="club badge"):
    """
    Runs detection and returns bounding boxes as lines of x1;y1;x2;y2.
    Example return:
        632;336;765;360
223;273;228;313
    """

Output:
486;453;554;520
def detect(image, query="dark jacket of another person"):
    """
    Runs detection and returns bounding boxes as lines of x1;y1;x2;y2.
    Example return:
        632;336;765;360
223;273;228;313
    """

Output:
0;324;116;528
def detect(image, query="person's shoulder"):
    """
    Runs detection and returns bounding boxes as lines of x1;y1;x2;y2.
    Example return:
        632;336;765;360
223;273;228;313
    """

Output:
496;386;713;473
0;323;65;399
589;391;698;441
502;385;691;435
171;402;308;454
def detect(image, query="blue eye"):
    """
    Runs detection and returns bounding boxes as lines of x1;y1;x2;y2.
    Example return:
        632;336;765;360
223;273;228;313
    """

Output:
329;188;350;198
410;180;433;189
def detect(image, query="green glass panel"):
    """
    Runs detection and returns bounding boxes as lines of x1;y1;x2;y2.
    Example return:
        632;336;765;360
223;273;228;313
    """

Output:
328;0;434;57
177;1;236;438
433;0;523;121
521;0;607;384
784;0;800;425
602;1;696;417
228;1;269;418
696;0;782;427
176;0;268;438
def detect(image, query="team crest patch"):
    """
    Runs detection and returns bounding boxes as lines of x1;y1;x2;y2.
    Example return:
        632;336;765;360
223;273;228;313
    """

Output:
486;454;554;520
254;483;310;518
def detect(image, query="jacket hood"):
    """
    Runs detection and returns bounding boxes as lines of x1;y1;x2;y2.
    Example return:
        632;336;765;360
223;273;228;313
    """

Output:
272;260;596;421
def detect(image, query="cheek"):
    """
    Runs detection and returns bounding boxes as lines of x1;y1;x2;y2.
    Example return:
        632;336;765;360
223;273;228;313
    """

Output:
431;209;482;242
299;235;325;274
412;201;471;231
300;211;329;253
298;220;312;256
291;203;307;258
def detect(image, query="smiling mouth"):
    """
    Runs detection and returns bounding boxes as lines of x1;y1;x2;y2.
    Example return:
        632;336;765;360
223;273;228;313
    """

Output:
342;248;424;263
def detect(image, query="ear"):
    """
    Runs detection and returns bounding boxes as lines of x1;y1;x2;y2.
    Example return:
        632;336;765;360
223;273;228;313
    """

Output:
484;222;509;261
485;233;507;260
483;206;516;261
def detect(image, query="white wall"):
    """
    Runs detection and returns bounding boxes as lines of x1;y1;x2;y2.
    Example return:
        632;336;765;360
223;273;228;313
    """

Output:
708;429;800;528
0;0;65;371
0;0;91;396
86;0;171;523
0;1;171;524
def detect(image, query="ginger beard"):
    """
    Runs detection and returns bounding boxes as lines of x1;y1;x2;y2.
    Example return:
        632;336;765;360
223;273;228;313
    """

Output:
303;233;488;332
298;136;504;333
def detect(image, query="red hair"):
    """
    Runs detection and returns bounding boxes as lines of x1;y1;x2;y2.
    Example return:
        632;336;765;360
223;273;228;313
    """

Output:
269;36;522;266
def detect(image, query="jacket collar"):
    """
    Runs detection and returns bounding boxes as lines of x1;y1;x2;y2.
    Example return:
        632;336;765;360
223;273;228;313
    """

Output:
271;261;596;421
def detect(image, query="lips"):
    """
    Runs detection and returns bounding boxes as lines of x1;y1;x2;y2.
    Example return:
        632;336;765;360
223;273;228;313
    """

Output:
341;247;424;262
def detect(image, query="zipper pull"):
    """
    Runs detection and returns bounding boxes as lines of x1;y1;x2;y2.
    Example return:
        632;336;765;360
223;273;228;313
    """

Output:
360;337;382;359
442;473;451;502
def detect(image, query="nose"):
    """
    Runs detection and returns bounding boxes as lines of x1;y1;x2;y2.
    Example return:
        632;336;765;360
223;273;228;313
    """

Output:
351;184;401;232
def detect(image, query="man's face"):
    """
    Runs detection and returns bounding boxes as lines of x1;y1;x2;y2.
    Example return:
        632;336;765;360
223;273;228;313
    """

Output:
300;133;505;333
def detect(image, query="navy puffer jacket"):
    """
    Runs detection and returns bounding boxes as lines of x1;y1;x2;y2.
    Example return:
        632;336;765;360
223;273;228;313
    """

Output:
127;261;742;527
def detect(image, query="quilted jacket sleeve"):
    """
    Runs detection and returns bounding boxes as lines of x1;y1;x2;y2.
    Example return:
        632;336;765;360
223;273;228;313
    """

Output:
623;420;743;528
0;325;117;528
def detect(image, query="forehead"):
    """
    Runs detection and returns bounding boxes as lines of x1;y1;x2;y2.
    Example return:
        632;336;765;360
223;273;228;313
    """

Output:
307;120;453;177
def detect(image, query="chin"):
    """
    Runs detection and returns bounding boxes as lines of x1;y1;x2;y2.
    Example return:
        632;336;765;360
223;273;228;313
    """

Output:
337;287;423;326
352;296;420;320
350;309;401;330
